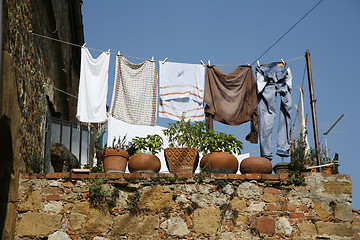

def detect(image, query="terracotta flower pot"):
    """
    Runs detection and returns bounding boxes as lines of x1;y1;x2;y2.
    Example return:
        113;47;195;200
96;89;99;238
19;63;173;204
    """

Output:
200;152;238;174
164;147;199;174
128;153;161;173
240;156;272;174
101;148;129;173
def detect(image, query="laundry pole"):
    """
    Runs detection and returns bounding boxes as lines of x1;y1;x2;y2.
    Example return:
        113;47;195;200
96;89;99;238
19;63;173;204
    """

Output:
305;49;321;169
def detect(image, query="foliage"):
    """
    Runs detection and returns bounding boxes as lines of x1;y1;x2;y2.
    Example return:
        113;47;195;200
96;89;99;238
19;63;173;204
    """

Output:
198;129;243;155
128;134;163;156
289;132;308;185
307;146;333;166
88;177;119;208
24;151;45;173
163;114;206;148
104;135;131;150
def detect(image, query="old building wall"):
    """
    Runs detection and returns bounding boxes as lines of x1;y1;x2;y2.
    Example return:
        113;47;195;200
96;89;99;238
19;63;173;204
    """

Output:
0;1;83;239
15;172;356;240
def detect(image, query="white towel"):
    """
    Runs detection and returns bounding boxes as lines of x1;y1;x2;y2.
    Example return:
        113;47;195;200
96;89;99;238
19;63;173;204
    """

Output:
297;87;310;154
159;61;205;121
76;48;110;123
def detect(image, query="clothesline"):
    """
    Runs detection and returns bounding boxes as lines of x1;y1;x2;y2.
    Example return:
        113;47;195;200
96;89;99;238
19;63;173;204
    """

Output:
43;83;78;99
30;30;305;67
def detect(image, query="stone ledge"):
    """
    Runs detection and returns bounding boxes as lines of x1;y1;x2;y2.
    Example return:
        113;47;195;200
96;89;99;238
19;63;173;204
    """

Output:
21;172;349;183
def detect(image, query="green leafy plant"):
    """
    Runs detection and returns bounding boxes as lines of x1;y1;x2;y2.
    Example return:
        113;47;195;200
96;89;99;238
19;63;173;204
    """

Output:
88;177;119;208
288;132;308;185
111;135;131;149
128;134;163;156
163;114;206;148
198;129;243;155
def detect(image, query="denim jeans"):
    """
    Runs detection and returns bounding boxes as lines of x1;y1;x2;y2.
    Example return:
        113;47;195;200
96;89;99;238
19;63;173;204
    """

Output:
256;64;292;160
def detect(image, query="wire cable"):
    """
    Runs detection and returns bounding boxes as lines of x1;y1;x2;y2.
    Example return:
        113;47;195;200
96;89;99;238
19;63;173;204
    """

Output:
251;0;323;65
31;30;305;66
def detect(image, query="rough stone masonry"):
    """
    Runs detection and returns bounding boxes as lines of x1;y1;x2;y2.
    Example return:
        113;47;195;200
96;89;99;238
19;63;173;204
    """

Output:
15;172;358;239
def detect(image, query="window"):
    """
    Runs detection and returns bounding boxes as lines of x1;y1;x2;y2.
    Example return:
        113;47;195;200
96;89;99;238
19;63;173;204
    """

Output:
44;117;94;172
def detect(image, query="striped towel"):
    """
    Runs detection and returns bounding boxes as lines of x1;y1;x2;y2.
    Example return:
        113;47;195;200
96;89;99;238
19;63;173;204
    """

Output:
110;55;158;126
159;61;205;121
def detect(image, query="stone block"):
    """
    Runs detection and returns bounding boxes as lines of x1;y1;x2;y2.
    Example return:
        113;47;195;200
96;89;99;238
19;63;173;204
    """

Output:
264;187;280;195
160;216;190;236
316;221;354;237
230;198;247;210
69;212;86;231
313;201;330;219
323;181;352;196
43;186;61;195
18;190;42;210
276;217;293;235
138;185;175;210
69;201;110;233
16;212;62;236
334;202;352;221
264;193;285;203
113;214;159;236
247;202;266;212
299;222;317;236
48;230;71;240
235;214;249;226
252;216;275;234
193;208;220;234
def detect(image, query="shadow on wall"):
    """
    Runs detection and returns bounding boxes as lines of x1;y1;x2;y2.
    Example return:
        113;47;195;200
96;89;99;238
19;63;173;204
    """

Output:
0;115;14;239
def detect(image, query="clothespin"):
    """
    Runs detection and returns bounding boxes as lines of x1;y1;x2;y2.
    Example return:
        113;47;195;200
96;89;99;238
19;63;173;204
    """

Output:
200;60;206;67
151;56;154;62
82;43;86;48
162;57;168;64
281;59;285;65
208;60;211;66
257;60;260;67
107;49;111;53
247;63;250;66
117;51;121;56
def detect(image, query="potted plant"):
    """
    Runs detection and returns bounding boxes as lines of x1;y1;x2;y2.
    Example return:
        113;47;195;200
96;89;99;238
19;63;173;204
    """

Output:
100;135;131;173
162;115;205;174
127;134;163;173
199;130;243;174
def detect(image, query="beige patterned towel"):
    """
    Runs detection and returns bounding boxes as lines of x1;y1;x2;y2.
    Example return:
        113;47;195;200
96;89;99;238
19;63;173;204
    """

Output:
110;55;158;126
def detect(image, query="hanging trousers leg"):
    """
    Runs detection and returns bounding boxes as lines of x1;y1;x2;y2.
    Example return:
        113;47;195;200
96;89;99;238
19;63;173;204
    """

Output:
276;86;292;157
258;83;276;160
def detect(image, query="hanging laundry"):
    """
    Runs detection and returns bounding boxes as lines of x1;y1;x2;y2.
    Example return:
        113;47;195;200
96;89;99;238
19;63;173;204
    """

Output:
159;61;205;121
76;47;110;123
296;87;310;154
256;63;292;160
110;55;158;126
204;65;258;143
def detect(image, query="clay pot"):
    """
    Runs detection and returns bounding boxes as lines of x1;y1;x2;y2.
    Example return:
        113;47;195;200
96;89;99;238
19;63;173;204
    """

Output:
101;148;129;173
128;153;161;173
240;156;272;174
200;152;238;174
164;147;199;174
273;162;291;174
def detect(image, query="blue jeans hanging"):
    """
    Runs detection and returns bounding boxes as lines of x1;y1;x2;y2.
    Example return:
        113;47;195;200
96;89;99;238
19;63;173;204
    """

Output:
256;64;292;160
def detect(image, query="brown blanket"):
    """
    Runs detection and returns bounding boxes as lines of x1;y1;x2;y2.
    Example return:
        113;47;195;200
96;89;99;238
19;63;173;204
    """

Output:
204;65;258;143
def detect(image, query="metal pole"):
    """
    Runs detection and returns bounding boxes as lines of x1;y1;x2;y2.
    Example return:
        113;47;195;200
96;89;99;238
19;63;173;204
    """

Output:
305;50;321;169
323;113;344;159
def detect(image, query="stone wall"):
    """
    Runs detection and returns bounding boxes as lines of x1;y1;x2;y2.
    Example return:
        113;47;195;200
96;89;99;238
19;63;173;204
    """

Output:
15;172;357;240
1;1;83;238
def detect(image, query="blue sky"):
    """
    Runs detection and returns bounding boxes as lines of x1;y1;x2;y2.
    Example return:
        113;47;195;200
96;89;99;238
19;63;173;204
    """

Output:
82;1;360;210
